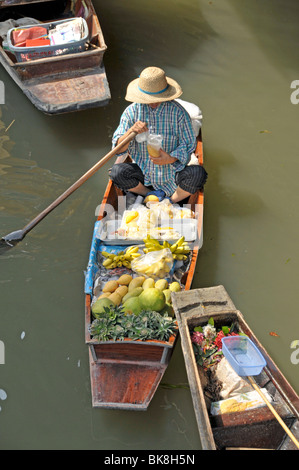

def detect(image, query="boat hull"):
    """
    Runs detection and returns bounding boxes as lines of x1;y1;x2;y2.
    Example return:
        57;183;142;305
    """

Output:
84;133;204;410
0;0;110;113
172;285;299;450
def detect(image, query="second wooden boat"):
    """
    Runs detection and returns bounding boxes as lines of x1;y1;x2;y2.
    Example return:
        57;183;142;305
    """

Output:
0;0;110;113
84;130;205;410
172;285;299;450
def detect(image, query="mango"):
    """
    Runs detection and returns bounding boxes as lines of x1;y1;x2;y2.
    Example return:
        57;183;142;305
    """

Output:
169;281;181;292
118;274;133;286
142;278;155;290
163;289;172;303
97;292;111;299
115;285;128;298
122;287;143;303
155;279;168;291
125;211;139;224
103;280;119;293
128;276;146;291
144;194;159;203
108;292;122;306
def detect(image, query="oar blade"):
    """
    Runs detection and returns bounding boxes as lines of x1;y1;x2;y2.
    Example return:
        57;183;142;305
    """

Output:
1;229;25;245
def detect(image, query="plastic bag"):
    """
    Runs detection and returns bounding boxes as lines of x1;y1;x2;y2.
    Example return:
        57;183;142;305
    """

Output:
147;131;163;158
210;388;273;416
135;131;149;143
175;99;202;136
215;357;252;399
131;248;173;279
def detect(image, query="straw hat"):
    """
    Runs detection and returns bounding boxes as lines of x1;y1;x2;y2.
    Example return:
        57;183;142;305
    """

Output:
125;67;183;103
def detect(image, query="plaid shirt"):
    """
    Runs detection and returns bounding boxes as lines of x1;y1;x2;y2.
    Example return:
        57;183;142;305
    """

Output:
112;100;196;196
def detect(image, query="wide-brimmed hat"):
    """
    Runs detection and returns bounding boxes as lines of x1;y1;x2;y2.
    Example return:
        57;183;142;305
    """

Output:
125;67;183;103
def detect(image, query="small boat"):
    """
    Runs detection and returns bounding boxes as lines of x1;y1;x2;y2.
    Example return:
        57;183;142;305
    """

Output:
172;285;299;450
0;0;110;113
84;129;205;410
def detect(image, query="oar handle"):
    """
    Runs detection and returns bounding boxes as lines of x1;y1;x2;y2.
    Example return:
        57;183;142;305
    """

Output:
22;132;136;236
247;376;299;449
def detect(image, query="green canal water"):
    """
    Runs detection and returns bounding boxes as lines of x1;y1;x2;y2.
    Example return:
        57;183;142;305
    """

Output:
0;0;298;450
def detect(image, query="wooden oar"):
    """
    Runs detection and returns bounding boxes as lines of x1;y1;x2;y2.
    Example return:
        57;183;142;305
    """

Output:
1;131;136;250
247;376;299;449
222;336;299;450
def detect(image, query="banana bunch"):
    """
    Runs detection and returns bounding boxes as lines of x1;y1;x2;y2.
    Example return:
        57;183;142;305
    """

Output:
102;246;140;269
143;236;191;261
167;237;191;261
143;235;164;253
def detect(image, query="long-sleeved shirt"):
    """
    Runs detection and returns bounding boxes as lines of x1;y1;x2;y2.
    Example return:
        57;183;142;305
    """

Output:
112;100;196;196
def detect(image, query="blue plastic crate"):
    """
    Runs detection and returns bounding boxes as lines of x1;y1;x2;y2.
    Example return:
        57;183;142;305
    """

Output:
7;17;89;62
221;335;267;376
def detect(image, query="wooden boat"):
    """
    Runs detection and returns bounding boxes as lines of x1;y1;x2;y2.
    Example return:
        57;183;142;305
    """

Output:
84;131;204;410
0;0;110;113
172;285;299;450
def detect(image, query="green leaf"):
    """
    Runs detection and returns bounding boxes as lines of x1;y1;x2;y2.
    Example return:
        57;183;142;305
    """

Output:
208;317;214;326
194;326;203;332
222;326;230;335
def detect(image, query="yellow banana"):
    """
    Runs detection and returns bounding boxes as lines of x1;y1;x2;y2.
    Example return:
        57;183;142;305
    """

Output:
170;243;179;253
173;254;187;261
102;251;115;259
174;247;190;255
177;236;185;247
126;246;139;254
103;259;114;267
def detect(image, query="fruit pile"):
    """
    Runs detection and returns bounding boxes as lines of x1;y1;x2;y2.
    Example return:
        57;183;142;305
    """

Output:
91;274;181;320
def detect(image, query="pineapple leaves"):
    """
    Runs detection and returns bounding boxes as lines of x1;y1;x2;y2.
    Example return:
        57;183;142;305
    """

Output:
89;306;177;342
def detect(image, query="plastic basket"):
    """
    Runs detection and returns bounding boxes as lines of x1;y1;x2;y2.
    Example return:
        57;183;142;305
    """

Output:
7;17;89;62
221;336;267;376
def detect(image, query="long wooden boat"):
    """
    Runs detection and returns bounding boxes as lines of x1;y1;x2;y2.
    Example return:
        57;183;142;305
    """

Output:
84;130;204;410
0;0;110;113
172;285;299;450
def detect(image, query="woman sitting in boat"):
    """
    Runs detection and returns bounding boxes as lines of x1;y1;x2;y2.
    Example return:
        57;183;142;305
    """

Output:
110;66;207;204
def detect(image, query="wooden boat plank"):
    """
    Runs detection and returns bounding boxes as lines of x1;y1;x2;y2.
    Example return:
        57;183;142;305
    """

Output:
23;66;110;113
89;350;166;410
172;285;299;450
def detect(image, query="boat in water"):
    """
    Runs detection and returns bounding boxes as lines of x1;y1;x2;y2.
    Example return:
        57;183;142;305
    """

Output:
0;0;110;113
84;121;205;410
172;285;299;450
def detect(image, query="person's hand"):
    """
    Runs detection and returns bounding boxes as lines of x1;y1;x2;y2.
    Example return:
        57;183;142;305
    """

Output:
149;148;177;165
130;121;148;135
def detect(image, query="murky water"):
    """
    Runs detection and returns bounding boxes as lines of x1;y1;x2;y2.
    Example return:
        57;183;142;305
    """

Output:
0;0;298;450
